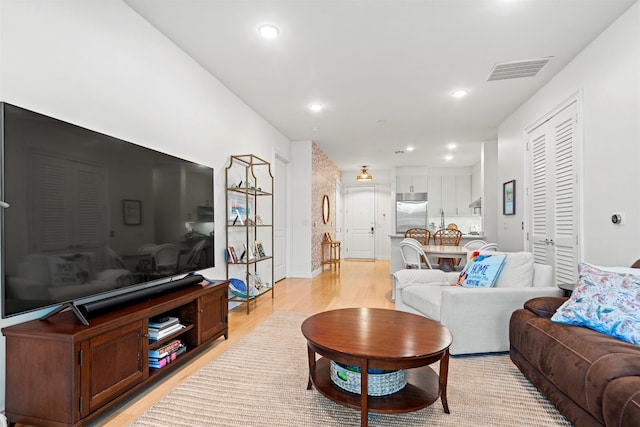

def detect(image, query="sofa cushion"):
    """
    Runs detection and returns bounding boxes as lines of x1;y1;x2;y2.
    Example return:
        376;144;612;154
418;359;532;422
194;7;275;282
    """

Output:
401;285;447;321
551;263;640;345
492;251;534;288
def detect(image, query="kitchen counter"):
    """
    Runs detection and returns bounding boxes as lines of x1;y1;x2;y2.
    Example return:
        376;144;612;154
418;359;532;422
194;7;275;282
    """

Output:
389;233;486;275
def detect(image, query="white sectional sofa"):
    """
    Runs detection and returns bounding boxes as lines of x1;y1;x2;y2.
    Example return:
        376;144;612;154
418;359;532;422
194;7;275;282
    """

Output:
394;251;562;355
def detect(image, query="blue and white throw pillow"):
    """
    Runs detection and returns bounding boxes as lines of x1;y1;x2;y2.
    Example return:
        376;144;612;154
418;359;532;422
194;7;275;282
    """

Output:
551;263;640;345
457;252;507;288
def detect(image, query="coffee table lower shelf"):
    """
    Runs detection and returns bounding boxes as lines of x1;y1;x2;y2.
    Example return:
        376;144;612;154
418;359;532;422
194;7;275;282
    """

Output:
310;357;441;414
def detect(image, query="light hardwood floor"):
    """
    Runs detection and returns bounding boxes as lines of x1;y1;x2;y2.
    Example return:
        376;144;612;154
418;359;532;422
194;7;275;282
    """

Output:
91;259;395;426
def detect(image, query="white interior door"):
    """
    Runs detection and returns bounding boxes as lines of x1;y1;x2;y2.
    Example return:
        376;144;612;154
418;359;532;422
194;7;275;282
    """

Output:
345;186;375;259
527;100;580;284
273;156;287;281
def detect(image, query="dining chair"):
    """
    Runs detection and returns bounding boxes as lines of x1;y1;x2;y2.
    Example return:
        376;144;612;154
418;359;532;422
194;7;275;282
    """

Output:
400;238;433;269
479;243;498;251
404;228;430;245
433;228;463;267
463;239;487;250
433;228;462;245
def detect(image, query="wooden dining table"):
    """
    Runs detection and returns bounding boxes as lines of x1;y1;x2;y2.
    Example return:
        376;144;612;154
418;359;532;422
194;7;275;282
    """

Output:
422;245;470;272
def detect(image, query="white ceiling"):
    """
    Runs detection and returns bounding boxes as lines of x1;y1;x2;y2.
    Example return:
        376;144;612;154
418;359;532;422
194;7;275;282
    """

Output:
125;0;636;172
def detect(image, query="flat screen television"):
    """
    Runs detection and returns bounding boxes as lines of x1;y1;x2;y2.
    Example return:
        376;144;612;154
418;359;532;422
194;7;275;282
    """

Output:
1;103;215;318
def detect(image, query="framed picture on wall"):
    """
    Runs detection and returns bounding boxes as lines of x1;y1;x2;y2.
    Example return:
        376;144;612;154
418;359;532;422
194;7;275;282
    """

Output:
123;200;142;225
503;180;515;215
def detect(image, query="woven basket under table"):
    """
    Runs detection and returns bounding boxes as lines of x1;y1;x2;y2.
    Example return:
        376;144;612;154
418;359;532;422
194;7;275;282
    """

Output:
329;360;407;396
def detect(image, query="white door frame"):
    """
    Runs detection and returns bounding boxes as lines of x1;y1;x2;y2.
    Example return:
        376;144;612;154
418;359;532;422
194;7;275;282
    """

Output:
274;152;290;281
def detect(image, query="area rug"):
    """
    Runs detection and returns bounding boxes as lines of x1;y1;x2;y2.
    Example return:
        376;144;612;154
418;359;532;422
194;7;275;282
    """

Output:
130;311;571;427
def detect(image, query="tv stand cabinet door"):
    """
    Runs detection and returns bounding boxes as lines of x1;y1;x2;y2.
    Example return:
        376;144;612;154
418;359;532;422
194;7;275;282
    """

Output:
198;285;229;343
4;333;80;426
82;320;146;415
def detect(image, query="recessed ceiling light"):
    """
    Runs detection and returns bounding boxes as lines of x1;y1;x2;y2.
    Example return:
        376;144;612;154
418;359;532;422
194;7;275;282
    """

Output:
406;146;415;152
450;89;468;98
445;154;454;161
258;24;280;39
312;128;319;132
447;143;456;150
309;103;323;112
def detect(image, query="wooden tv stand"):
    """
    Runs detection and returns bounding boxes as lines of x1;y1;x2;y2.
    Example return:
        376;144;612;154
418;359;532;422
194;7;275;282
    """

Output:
2;280;229;427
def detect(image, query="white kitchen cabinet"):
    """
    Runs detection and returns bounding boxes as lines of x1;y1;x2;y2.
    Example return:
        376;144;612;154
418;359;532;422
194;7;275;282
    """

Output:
455;175;472;216
441;176;456;215
396;175;428;193
428;174;472;217
427;175;442;217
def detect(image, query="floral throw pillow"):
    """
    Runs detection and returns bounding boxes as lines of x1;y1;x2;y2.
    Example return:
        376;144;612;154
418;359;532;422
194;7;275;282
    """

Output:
551;263;640;345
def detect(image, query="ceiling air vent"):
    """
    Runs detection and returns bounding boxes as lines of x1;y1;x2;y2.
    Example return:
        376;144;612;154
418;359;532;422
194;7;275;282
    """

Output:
487;57;553;81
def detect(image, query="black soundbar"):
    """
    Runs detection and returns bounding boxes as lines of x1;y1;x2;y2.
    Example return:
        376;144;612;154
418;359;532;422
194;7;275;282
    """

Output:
78;274;204;317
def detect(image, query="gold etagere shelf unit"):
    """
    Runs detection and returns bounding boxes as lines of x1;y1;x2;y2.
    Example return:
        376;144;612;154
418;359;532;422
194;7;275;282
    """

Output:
225;154;274;314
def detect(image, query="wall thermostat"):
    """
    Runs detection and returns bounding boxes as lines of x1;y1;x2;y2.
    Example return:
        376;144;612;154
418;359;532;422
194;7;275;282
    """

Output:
611;213;624;225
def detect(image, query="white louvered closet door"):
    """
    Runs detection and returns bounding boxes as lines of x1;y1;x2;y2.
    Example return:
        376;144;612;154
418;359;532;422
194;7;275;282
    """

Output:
527;101;580;284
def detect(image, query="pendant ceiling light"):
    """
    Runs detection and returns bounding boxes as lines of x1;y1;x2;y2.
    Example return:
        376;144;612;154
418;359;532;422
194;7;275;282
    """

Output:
356;166;373;182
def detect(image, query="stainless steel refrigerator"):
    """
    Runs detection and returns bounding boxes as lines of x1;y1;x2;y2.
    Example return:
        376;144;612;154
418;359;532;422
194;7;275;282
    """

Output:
396;192;428;234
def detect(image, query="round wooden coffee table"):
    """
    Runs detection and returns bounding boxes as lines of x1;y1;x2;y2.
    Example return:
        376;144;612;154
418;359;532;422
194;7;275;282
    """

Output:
301;308;452;427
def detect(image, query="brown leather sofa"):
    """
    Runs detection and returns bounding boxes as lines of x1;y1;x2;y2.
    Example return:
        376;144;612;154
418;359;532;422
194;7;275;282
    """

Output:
510;296;640;427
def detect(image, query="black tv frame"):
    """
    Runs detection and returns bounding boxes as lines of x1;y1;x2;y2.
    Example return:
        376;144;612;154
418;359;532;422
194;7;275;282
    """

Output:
0;102;215;321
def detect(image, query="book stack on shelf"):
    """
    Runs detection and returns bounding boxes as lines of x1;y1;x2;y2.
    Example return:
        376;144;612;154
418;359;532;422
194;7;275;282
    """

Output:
148;316;185;341
226;246;239;263
148;338;186;369
227;243;259;264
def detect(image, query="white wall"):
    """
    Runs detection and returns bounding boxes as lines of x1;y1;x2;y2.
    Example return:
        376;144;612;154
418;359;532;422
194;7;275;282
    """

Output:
482;140;499;244
290;141;313;277
497;2;640;265
0;0;291;410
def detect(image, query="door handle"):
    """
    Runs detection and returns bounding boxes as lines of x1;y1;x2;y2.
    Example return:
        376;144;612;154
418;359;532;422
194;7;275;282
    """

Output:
370;227;375;235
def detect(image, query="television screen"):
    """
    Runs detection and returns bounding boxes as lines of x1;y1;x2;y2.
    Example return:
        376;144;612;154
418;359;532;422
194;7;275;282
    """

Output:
1;103;214;318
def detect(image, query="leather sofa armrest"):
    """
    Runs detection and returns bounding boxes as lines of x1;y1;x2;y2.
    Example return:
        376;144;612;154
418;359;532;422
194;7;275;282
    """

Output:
603;376;640;427
523;296;569;318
